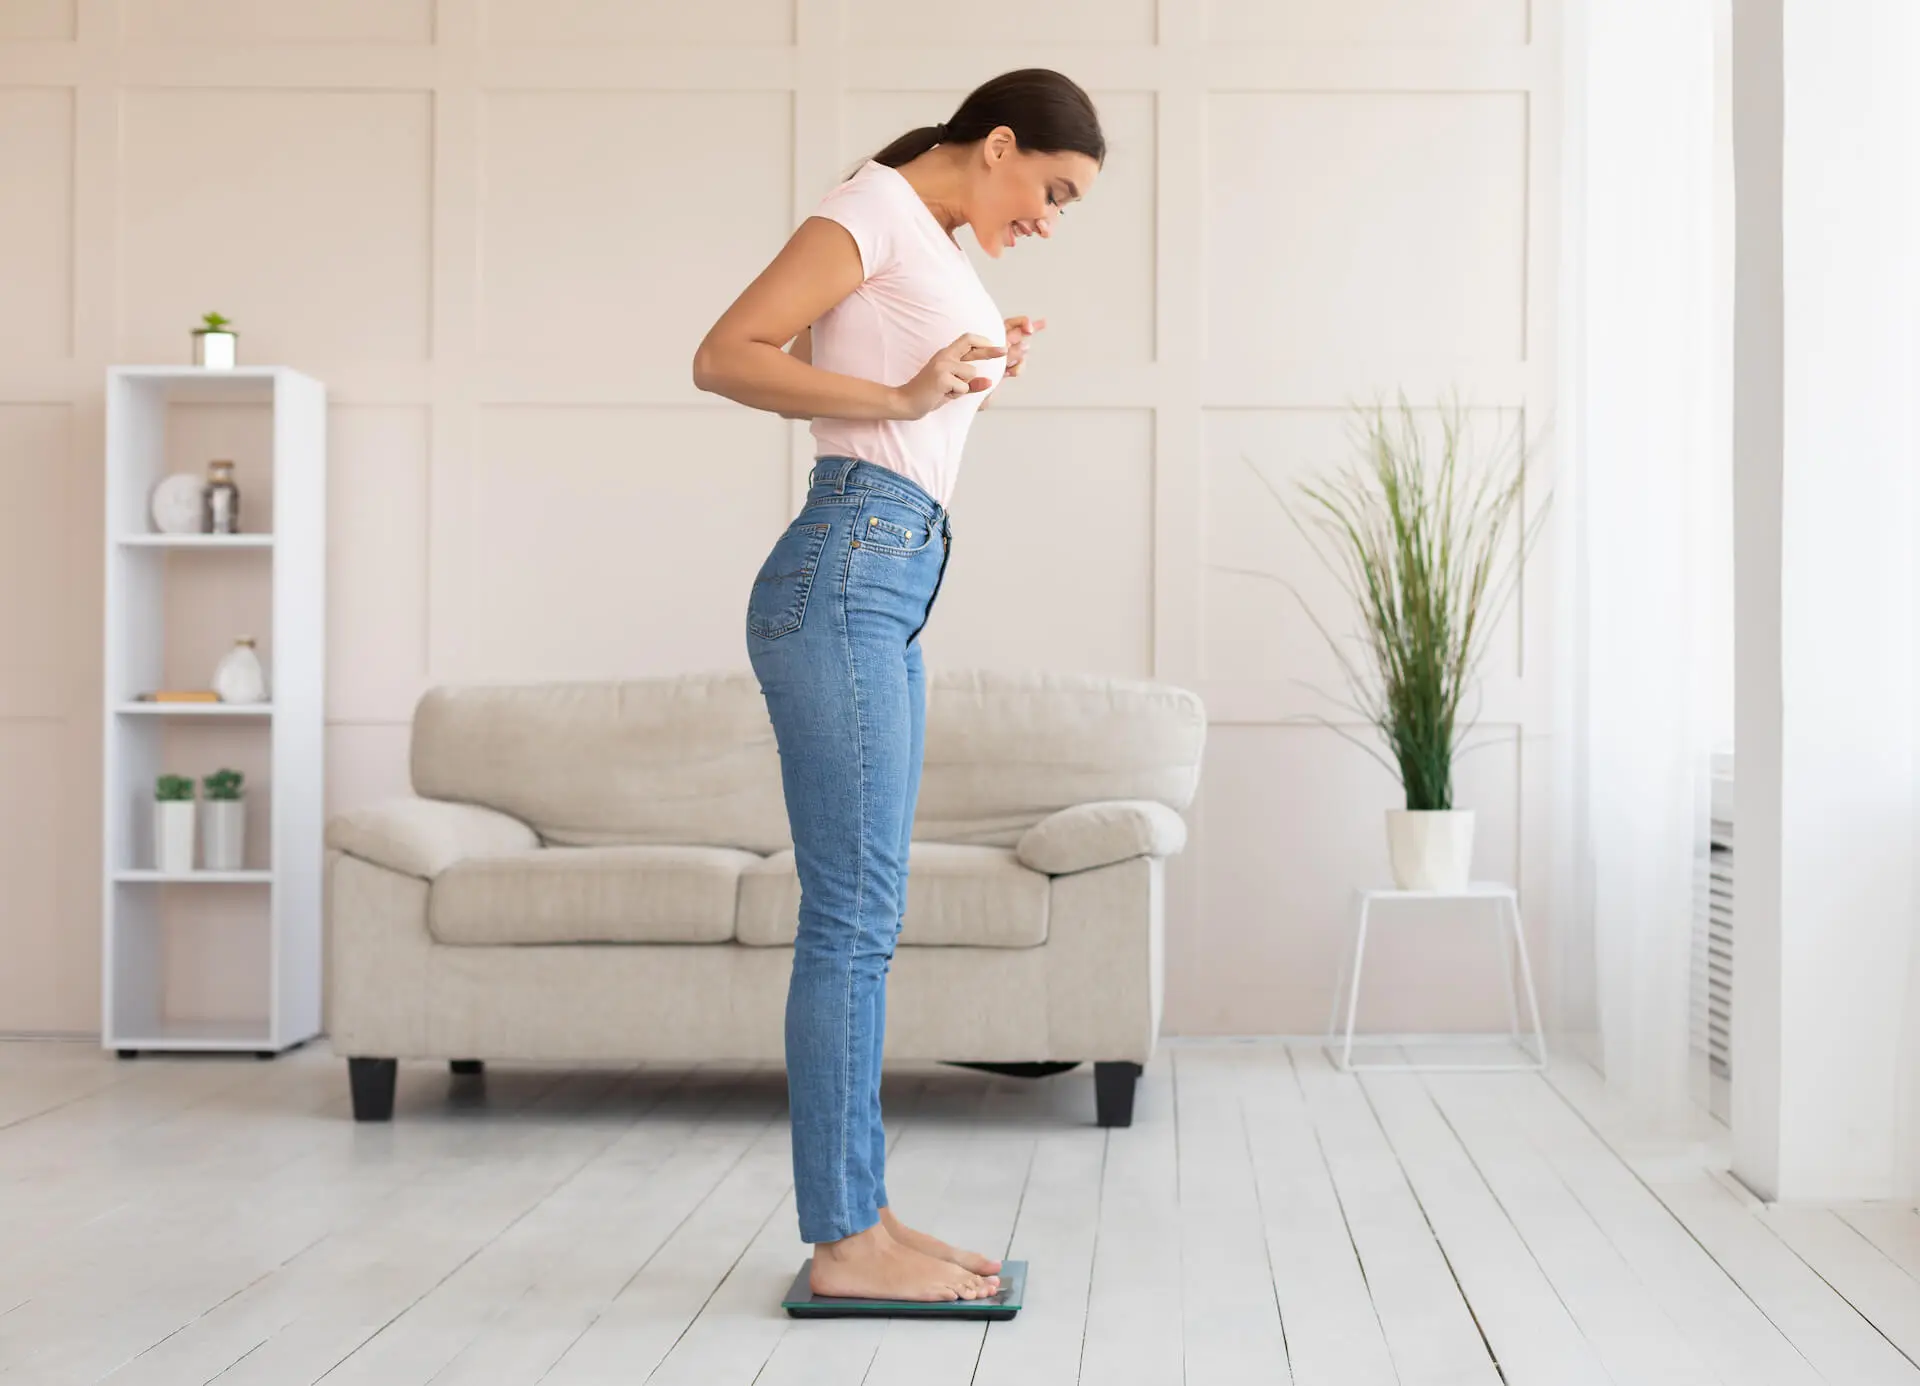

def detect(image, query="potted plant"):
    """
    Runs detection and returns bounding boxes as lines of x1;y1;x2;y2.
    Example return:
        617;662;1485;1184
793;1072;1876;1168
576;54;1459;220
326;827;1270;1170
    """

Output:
155;774;196;874
1234;397;1544;891
193;311;237;368
201;768;245;871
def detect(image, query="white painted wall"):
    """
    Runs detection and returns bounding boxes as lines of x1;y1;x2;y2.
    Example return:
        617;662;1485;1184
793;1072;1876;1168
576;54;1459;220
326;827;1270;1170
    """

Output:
1730;0;1920;1201
0;0;1560;1039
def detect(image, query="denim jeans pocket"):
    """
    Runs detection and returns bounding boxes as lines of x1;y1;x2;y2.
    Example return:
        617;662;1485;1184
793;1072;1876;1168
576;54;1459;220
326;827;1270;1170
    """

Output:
747;521;831;640
854;495;939;556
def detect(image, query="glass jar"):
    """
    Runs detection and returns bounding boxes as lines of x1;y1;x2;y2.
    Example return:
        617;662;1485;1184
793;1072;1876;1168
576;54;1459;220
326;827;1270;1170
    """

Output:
204;459;240;534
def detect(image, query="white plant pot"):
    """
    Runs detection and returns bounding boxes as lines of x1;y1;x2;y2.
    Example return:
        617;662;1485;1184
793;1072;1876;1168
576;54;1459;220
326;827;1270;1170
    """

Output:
1386;809;1475;892
193;329;237;369
154;801;196;874
202;797;246;871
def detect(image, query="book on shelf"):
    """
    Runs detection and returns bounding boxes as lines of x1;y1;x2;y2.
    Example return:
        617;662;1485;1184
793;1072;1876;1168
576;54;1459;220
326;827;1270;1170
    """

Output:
135;690;222;703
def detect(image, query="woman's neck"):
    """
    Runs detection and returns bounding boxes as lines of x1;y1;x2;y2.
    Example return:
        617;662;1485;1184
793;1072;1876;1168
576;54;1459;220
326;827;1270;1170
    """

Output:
892;147;972;238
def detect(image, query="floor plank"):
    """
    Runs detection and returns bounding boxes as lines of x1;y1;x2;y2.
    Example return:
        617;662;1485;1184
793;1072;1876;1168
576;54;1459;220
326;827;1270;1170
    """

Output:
317;1067;784;1386
1843;1207;1920;1287
968;1119;1105;1386
1547;1052;1920;1384
1075;1054;1184;1386
1293;1044;1502;1385
114;1069;642;1386
1172;1046;1293;1385
1414;1063;1711;1384
533;1075;803;1385
1240;1044;1396;1386
4;1040;1920;1385
1761;1205;1920;1373
1356;1061;1612;1386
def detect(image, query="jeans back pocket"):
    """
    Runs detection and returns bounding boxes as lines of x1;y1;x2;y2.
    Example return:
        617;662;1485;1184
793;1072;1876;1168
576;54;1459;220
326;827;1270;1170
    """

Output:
747;521;832;640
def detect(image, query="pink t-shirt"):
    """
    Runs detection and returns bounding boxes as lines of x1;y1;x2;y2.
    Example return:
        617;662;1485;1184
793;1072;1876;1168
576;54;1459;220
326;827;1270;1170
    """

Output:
807;160;1006;508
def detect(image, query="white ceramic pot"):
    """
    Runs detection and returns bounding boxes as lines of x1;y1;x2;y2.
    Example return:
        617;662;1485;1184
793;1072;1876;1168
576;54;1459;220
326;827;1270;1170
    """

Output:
1386;809;1475;892
155;801;196;874
193;329;237;368
202;797;246;871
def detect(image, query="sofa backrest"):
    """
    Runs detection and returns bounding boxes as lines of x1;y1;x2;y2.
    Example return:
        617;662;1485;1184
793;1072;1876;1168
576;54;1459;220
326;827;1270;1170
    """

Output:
918;670;1206;846
410;669;1207;853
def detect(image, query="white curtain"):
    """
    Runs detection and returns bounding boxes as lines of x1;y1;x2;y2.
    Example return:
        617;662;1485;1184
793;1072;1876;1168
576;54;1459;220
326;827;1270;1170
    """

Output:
1555;0;1729;1123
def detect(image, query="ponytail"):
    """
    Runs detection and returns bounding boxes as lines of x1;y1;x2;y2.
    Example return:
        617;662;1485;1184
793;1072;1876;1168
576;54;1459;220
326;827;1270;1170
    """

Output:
862;70;1104;174
871;123;950;169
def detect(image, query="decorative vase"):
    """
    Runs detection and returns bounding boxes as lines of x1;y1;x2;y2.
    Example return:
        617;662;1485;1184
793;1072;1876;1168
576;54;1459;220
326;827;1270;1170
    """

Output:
202;796;246;871
1386;809;1475;892
155;801;196;874
213;638;268;703
193;328;237;368
149;471;208;534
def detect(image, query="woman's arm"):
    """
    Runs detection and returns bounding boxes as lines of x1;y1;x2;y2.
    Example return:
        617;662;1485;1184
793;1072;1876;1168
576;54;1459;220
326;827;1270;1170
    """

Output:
774;328;812;419
693;220;904;422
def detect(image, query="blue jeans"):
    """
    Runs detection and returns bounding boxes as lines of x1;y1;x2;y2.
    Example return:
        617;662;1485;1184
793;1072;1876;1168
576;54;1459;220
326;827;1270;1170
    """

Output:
745;455;954;1245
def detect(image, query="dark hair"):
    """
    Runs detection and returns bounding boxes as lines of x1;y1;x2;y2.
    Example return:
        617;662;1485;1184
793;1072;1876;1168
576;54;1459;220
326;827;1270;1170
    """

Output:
868;68;1105;171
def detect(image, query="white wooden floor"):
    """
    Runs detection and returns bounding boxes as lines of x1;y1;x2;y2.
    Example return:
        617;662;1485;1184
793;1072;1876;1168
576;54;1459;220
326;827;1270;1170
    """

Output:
4;1039;1920;1385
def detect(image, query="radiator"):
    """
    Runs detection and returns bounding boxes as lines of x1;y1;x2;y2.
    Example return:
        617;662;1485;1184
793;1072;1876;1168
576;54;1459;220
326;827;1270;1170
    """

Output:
1691;759;1735;1121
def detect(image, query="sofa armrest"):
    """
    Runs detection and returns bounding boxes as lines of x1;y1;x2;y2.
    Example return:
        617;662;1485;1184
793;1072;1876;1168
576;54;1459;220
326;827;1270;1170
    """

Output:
1015;799;1188;875
324;797;538;879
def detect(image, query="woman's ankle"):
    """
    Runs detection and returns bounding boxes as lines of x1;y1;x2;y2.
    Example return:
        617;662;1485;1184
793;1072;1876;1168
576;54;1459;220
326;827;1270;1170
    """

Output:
813;1219;887;1258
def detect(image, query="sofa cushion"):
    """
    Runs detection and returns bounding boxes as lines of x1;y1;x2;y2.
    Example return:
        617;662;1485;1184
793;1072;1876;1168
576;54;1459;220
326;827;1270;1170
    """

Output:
428;845;759;946
736;843;1049;948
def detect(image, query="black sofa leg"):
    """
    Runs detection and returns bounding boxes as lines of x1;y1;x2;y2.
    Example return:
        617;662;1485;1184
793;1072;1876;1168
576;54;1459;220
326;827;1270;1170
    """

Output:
450;1059;484;1076
349;1057;397;1121
1095;1061;1142;1128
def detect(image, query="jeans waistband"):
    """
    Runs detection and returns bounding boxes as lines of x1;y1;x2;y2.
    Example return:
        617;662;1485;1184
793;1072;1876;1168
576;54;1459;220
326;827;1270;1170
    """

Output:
807;456;945;526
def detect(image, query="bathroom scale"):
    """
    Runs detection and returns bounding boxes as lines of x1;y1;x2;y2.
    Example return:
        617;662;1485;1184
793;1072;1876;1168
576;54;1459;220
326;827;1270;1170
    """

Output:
782;1259;1027;1320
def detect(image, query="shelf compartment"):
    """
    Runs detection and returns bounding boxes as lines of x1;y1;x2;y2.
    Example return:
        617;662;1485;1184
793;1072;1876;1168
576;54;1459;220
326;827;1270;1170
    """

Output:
110;1018;273;1051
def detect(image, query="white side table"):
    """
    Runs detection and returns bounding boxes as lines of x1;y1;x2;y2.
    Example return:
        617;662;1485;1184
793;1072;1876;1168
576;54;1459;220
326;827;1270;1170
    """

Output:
1325;883;1547;1073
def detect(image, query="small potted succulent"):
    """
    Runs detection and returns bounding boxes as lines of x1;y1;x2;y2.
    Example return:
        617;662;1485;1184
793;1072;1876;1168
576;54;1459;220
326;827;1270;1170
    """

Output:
193;311;237;369
155;774;196;874
201;768;246;871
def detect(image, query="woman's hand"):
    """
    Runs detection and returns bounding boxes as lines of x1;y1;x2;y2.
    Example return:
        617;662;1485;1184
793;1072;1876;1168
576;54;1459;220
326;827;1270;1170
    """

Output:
891;334;1007;419
1002;315;1046;377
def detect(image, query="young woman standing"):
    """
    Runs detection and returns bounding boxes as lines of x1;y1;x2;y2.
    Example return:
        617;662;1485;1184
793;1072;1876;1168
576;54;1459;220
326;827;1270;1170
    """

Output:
694;69;1103;1304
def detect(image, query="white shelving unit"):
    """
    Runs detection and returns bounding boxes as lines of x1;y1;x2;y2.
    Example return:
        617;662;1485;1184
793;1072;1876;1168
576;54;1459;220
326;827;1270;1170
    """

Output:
102;365;326;1058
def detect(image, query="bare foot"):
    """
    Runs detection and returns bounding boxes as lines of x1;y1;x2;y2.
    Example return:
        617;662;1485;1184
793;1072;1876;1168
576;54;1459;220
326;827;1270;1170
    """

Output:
879;1206;1004;1277
810;1222;1001;1302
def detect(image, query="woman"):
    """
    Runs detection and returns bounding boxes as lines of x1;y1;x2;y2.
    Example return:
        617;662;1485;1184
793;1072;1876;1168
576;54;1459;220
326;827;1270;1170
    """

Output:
692;69;1104;1303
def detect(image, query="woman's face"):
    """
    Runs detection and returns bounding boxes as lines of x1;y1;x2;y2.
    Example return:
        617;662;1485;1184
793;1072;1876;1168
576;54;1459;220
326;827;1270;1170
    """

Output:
967;128;1100;259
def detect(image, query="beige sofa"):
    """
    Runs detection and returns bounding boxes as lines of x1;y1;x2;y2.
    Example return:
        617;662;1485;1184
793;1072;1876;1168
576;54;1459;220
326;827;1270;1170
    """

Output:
324;669;1206;1128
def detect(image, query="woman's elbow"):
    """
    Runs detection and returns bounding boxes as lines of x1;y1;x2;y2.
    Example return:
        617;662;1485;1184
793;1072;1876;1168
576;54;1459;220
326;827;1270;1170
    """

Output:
691;341;724;395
